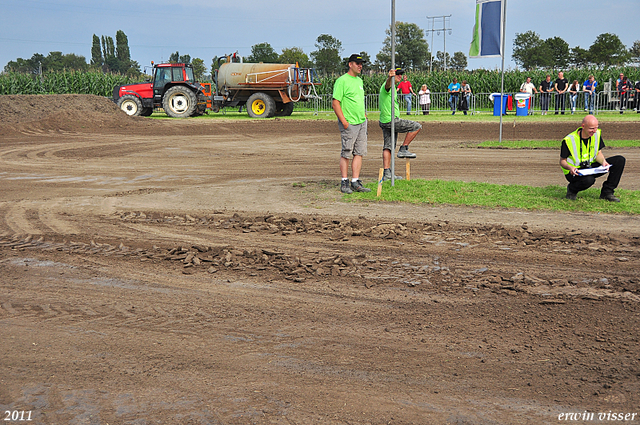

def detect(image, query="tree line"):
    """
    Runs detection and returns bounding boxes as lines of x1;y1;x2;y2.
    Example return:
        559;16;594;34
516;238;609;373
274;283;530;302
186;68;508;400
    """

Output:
512;31;640;70
3;25;639;80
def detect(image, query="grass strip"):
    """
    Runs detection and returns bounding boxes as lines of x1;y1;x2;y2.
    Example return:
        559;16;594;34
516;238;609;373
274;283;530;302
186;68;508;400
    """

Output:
478;140;640;149
347;179;640;215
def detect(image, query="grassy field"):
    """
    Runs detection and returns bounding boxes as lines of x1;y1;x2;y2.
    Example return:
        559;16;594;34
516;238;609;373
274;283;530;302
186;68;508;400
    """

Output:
153;109;640;124
345;179;640;215
477;140;640;149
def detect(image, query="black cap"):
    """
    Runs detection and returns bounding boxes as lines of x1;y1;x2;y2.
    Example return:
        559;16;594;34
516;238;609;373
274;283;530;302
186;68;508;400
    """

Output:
348;54;365;63
394;67;404;75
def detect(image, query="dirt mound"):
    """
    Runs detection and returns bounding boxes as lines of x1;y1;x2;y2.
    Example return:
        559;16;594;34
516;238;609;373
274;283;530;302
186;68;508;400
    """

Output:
0;94;153;135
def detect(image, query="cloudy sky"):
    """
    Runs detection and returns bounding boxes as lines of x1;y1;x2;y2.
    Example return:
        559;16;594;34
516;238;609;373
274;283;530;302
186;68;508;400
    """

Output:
1;0;638;74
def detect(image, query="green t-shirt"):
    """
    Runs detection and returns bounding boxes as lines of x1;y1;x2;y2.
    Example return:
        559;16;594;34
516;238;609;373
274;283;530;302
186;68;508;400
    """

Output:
379;81;400;124
332;73;366;125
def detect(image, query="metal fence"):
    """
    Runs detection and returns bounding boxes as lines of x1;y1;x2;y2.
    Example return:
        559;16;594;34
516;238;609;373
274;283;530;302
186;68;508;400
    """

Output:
289;89;639;116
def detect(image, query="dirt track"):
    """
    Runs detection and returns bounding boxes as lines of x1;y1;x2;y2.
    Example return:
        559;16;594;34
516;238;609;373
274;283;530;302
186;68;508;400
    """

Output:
1;95;639;424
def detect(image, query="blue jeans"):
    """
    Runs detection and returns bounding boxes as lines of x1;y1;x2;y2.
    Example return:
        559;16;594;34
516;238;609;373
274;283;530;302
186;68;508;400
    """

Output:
449;94;459;112
584;93;595;113
404;94;412;114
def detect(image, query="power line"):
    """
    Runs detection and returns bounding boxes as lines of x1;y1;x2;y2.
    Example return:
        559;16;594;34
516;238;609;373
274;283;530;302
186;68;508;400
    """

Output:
425;15;452;72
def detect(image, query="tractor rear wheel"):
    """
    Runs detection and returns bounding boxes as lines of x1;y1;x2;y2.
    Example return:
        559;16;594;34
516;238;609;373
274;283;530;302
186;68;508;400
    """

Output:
246;93;276;118
140;107;153;116
117;95;143;116
163;86;197;118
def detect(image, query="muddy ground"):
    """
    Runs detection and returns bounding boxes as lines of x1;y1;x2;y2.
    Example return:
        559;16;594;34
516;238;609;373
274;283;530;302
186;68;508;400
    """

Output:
0;95;639;424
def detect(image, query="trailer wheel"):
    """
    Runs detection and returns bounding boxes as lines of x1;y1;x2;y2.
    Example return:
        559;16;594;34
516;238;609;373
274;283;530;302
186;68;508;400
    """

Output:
163;86;197;118
117;95;143;116
276;102;294;116
247;93;275;118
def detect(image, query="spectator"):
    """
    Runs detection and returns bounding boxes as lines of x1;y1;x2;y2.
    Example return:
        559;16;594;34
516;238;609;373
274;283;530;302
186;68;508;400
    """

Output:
519;77;539;115
582;75;597;115
539;75;554;116
554;71;569;115
459;80;472;115
418;84;431;115
568;80;580;114
397;74;415;115
448;78;461;115
618;74;632;114
635;79;640;113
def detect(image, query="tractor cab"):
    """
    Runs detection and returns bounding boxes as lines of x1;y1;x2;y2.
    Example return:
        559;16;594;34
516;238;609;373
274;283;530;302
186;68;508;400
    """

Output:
152;63;196;102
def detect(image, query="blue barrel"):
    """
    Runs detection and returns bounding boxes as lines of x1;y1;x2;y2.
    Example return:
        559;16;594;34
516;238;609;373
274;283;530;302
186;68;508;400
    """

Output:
492;94;508;116
515;93;530;116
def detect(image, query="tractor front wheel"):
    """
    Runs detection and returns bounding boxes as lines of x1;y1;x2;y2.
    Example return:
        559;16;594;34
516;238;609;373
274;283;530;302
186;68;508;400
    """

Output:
117;95;143;116
163;86;197;118
246;93;276;118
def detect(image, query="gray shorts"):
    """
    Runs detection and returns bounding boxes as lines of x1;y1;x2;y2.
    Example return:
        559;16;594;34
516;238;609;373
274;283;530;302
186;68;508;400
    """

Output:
379;119;422;151
339;120;367;158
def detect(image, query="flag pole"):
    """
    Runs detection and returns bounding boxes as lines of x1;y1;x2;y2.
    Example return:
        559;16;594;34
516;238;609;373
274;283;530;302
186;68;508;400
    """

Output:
498;0;507;144
390;0;396;186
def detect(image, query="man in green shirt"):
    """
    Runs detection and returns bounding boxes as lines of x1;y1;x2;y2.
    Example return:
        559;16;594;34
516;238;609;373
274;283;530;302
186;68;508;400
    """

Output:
379;68;422;181
332;54;371;194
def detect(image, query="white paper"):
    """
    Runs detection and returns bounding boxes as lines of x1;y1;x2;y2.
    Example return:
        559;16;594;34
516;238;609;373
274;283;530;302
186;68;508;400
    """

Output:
577;165;611;176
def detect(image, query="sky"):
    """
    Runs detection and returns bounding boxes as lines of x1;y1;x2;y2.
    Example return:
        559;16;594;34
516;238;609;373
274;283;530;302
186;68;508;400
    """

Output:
1;0;638;75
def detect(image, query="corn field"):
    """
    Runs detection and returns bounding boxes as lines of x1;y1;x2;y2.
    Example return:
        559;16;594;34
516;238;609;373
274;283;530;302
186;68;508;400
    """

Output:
317;67;640;96
0;71;141;96
2;67;637;98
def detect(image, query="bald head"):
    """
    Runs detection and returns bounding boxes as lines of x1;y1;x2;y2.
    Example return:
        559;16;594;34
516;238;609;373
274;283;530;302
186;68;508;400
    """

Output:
581;115;599;138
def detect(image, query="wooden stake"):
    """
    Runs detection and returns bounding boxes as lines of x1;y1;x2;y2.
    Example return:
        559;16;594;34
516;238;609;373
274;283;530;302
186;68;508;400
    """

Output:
405;159;411;181
376;168;384;197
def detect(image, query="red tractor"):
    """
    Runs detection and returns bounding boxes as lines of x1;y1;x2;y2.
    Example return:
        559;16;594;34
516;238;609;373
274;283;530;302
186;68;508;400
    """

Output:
113;62;207;118
113;56;320;118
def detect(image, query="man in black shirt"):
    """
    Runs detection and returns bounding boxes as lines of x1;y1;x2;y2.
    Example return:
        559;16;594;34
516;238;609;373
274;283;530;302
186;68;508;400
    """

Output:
554;71;568;115
635;80;640;113
560;115;626;202
539;75;554;115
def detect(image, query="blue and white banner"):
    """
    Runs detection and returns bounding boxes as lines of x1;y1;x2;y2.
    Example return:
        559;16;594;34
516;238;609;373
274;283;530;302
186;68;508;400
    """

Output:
469;0;504;58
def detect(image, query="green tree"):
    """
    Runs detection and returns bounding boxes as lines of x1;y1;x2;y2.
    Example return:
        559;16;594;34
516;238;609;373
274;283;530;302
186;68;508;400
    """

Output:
115;30;131;73
543;36;570;69
310;34;343;75
191;58;206;80
91;34;102;68
630;40;640;65
169;52;191;64
589;33;629;68
570;46;590;68
247;42;279;63
431;51;451;71
278;47;311;67
512;31;549;70
449;51;468;71
375;22;430;71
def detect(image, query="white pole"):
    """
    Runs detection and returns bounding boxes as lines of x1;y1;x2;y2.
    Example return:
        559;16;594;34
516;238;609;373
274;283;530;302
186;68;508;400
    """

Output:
390;0;396;185
498;0;507;144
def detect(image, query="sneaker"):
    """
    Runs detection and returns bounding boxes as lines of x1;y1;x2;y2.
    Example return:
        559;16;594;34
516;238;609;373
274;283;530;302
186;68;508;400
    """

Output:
397;146;417;159
382;169;403;181
340;179;352;194
350;179;371;192
566;189;577;200
600;193;620;202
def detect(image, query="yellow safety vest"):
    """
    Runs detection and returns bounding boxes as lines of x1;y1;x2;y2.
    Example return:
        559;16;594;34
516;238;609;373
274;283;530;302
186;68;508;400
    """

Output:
561;128;601;175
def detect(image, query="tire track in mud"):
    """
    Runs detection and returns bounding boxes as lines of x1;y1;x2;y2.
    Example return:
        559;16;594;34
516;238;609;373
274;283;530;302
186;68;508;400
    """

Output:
1;210;639;303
